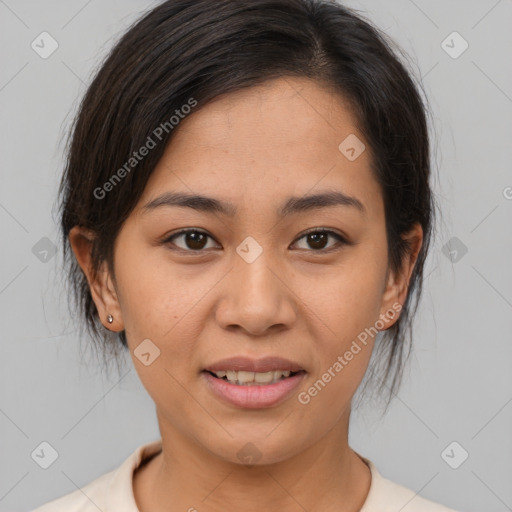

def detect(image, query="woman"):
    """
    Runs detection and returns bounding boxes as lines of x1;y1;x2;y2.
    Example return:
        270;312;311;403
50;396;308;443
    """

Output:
33;0;460;510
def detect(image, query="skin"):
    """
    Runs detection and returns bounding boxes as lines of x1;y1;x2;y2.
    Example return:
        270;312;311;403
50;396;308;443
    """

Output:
70;76;422;512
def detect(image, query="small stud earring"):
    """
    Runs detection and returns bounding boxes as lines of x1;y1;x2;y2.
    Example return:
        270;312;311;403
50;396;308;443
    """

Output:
107;314;114;324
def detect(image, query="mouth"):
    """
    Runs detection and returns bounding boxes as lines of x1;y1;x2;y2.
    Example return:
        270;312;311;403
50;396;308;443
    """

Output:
201;366;307;409
201;356;307;408
203;369;306;386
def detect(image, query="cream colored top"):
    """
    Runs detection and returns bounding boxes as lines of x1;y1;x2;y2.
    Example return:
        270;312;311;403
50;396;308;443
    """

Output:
31;439;460;512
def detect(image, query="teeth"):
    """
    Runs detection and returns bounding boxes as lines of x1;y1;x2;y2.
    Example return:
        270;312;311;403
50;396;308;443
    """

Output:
255;371;274;383
211;369;292;385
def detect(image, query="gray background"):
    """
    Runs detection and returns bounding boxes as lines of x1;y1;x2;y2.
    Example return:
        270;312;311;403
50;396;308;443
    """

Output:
1;1;511;511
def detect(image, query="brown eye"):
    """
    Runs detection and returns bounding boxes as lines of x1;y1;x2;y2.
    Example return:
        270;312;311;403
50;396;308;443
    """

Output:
163;228;349;253
293;230;347;251
164;229;218;251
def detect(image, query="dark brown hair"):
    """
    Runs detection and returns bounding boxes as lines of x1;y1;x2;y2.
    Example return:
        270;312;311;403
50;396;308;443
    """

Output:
56;0;438;412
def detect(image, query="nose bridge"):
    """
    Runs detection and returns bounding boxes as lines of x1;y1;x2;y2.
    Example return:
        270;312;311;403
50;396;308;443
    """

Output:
215;235;296;334
234;234;280;302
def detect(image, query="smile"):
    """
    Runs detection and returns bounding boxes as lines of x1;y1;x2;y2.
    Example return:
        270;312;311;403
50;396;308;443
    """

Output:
208;369;300;385
201;369;307;408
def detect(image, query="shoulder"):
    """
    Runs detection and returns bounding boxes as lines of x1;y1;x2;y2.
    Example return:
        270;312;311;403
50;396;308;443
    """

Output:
30;469;115;512
30;439;163;512
360;456;462;512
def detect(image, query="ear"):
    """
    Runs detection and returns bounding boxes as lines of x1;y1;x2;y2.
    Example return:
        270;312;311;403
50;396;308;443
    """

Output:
378;222;423;330
68;226;124;332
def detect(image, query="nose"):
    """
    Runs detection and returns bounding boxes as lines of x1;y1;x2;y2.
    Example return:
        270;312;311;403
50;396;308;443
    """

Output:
214;248;297;336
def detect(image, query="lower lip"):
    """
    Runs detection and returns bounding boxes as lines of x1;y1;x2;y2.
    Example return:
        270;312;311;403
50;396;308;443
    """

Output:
201;371;306;409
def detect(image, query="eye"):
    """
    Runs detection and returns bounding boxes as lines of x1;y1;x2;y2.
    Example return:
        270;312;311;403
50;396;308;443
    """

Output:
292;229;348;252
163;229;219;252
163;228;349;253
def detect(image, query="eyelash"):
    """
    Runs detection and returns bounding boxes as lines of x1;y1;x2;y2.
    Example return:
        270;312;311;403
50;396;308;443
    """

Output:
162;228;350;253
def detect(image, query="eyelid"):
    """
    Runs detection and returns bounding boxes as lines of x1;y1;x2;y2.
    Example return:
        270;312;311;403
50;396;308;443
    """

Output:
163;228;220;251
294;226;348;241
291;228;350;251
162;227;351;252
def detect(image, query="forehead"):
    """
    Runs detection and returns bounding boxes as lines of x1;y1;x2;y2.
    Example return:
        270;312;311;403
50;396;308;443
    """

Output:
135;76;382;220
170;76;361;157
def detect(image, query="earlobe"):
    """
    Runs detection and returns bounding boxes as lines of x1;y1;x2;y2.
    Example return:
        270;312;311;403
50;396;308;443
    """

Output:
68;226;124;331
378;268;402;331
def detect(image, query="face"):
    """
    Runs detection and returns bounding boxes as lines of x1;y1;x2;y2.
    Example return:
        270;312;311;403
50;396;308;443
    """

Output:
71;76;421;465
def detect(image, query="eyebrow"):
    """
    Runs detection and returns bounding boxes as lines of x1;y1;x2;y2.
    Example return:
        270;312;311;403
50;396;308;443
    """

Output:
141;190;366;218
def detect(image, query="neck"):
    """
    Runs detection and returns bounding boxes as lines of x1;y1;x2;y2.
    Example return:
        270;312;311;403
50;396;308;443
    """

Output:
133;409;371;512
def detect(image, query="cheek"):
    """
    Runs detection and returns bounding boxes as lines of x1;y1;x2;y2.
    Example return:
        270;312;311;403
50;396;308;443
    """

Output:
301;250;387;394
309;254;386;345
114;242;194;336
114;245;221;382
114;250;206;413
333;268;385;335
296;270;383;420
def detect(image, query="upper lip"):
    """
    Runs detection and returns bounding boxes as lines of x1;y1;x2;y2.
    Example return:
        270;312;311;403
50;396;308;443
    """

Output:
204;356;305;373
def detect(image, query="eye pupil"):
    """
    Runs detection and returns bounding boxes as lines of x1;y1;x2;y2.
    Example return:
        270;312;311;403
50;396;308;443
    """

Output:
186;232;207;250
167;229;343;253
308;232;328;250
